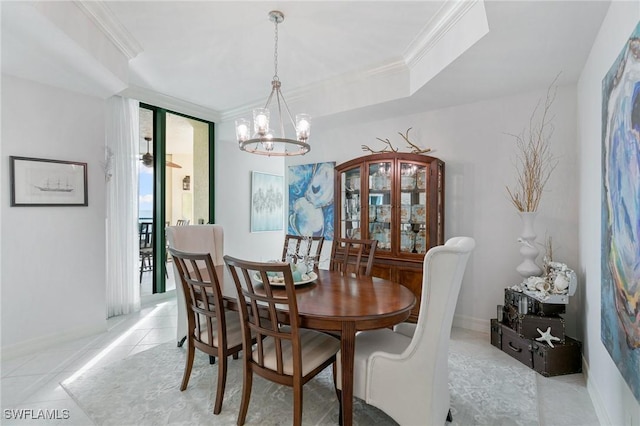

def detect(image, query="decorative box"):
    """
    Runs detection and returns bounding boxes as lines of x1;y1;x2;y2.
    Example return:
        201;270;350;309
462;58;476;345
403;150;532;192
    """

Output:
531;336;582;377
502;307;566;344
504;288;566;316
490;319;582;377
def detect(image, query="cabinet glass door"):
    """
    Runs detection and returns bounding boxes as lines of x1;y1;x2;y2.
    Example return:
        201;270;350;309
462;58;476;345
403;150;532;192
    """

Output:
340;166;362;239
399;162;428;254
368;161;392;252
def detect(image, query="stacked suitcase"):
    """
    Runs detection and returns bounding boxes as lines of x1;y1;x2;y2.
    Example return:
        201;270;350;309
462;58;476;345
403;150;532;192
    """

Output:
490;288;582;377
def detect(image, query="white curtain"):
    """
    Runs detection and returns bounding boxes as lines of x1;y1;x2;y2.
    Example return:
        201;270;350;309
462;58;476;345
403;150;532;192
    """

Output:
105;96;140;317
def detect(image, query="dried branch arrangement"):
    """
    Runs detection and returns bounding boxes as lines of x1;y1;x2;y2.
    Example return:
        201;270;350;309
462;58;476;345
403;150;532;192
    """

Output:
506;76;560;212
362;128;431;154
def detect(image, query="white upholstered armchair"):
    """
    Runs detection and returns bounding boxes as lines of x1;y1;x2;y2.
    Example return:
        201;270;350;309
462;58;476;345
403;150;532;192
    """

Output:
166;224;224;346
336;236;475;425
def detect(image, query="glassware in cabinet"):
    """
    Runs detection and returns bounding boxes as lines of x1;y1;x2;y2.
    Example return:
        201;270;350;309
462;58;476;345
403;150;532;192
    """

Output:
368;162;392;252
399;162;428;254
340;167;361;239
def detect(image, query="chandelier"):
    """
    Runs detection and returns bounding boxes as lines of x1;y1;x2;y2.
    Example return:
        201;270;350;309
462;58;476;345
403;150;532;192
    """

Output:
235;10;311;157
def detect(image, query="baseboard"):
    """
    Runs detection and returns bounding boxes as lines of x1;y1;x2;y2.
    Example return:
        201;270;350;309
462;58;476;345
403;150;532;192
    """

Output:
583;355;613;426
453;314;490;333
1;322;107;360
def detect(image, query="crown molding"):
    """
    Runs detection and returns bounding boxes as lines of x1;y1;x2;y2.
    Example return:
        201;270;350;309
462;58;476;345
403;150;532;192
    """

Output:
403;0;482;69
120;85;221;123
220;59;408;122
74;1;143;60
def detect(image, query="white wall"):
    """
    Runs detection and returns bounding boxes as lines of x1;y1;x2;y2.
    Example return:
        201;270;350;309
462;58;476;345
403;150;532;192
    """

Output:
1;75;107;354
279;85;580;336
214;120;286;262
577;2;640;424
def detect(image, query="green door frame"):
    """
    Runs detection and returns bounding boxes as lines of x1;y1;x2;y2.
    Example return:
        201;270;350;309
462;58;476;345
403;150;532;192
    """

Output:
140;103;215;294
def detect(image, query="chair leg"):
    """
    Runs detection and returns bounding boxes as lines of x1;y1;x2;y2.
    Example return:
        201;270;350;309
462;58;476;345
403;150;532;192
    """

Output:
237;363;253;426
447;409;453;422
180;339;195;391
333;363;343;426
209;355;216;364
292;380;303;426
213;353;227;414
177;336;186;347
232;352;239;360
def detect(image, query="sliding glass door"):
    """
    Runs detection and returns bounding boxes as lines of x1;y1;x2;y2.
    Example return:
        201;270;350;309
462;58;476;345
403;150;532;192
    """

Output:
139;104;215;294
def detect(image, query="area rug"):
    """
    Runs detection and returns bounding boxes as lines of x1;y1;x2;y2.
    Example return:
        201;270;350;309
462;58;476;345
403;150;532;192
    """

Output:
62;343;538;426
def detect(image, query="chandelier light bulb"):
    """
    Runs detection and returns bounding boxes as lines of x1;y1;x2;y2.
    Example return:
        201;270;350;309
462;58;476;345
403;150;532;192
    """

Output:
296;114;311;141
263;132;274;151
253;108;270;136
235;118;250;143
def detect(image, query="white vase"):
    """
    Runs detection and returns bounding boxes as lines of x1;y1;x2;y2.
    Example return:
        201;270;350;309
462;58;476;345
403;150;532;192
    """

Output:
516;211;542;278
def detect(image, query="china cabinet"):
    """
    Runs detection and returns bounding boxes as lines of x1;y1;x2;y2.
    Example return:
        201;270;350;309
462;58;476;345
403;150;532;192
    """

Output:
334;152;444;322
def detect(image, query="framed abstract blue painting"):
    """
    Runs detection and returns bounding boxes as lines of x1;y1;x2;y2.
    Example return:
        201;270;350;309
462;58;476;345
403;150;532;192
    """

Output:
288;162;335;240
601;21;640;403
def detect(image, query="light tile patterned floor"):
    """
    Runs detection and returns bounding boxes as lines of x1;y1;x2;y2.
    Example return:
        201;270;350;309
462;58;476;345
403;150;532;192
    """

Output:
1;295;600;425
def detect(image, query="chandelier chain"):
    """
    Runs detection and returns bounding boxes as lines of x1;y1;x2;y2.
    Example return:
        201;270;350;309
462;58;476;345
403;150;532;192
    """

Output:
273;18;279;81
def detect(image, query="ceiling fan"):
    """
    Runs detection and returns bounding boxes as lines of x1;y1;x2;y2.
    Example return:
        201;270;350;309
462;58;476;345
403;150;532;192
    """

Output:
140;137;182;168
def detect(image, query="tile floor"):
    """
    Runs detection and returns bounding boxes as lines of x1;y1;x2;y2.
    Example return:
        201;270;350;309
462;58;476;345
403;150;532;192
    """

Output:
139;259;176;297
1;294;600;425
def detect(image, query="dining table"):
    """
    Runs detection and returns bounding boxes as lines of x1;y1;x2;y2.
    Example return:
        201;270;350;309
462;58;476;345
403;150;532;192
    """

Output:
210;264;416;426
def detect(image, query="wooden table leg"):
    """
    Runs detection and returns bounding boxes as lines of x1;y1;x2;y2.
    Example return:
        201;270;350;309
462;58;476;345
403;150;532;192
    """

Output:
340;321;356;426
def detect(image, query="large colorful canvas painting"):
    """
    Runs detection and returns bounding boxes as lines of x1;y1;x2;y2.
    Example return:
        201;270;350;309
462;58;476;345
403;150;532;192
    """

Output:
288;162;335;240
251;172;284;232
601;21;640;403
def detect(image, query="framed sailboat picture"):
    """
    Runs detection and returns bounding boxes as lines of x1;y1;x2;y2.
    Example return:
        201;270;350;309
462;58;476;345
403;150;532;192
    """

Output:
10;156;88;206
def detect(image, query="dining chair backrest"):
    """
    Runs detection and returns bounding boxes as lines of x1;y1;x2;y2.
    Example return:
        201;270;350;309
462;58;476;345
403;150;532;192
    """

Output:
329;237;378;276
223;254;340;426
138;221;155;283
360;236;476;426
169;248;227;350
169;247;243;415
224;256;301;374
166;224;224;346
281;234;324;269
139;221;153;250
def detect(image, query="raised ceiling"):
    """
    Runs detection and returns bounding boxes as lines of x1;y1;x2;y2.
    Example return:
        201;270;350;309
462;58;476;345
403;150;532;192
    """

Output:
1;1;611;126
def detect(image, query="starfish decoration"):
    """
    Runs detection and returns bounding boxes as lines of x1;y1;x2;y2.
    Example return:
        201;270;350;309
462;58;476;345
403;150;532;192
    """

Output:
536;327;561;348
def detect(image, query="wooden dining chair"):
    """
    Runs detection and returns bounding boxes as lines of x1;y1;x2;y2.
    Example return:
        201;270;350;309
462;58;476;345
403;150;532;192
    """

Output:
169;248;245;415
224;255;341;426
329;237;378;277
166;224;224;347
281;234;324;269
335;237;475;425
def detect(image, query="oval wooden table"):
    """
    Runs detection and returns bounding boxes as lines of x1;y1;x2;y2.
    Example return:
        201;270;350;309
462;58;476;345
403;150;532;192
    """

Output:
211;266;416;426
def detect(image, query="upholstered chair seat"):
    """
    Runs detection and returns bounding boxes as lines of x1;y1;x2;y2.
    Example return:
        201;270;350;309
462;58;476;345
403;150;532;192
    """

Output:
258;328;341;376
198;310;244;349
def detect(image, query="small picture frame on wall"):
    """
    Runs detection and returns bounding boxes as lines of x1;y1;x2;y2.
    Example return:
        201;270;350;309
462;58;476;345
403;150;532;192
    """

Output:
10;156;88;206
